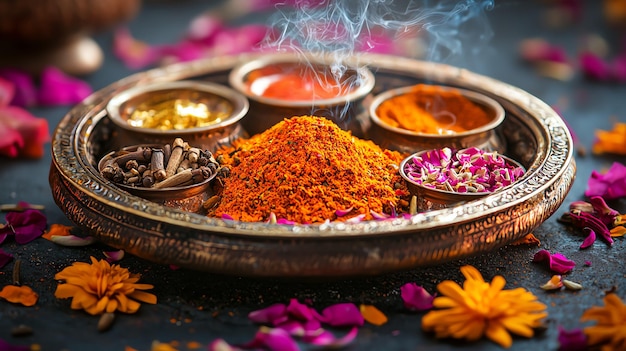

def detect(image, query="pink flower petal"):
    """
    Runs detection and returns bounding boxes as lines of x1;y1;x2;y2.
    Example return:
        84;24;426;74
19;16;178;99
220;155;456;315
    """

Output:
113;28;160;70
1;209;47;244
557;326;587;351
286;298;315;321
0;249;13;269
187;14;225;43
249;303;288;325
208;338;241;351
240;327;299;351
585;162;626;200
305;326;358;348
532;249;576;274
320;303;364;327
37;66;92;106
0;76;16;107
0;100;49;159
50;234;95;247
0;69;37;107
588;196;620;226
400;282;434;311
566;210;613;246
580;51;611;81
103;249;125;262
579;227;596;249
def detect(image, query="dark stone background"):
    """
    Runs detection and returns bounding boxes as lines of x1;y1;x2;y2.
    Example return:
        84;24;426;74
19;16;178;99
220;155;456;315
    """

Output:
1;1;624;350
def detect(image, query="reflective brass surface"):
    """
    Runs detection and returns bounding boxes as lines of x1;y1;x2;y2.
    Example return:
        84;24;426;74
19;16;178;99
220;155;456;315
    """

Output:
49;53;576;277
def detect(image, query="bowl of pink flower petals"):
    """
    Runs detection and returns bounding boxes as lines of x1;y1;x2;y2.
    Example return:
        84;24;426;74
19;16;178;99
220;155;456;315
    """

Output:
400;146;526;211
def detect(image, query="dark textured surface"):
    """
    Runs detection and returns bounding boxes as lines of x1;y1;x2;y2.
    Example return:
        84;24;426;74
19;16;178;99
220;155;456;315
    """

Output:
1;1;625;350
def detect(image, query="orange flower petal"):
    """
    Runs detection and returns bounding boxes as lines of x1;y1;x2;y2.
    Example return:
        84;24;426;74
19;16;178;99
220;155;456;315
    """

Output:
42;223;72;240
592;122;626;155
0;285;38;306
359;304;388;326
610;226;626;237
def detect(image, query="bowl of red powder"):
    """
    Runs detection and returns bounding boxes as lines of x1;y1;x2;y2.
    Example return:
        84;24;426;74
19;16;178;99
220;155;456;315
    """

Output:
368;84;506;154
228;52;375;136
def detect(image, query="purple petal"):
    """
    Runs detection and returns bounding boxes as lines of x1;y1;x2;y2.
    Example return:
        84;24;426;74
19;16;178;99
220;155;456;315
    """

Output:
580;52;611;81
579;227;596;249
584;260;592;266
249;303;288;326
335;207;354;217
208;338;241;351
588;196;619;226
0;69;37;107
320;303;364;327
37;67;92;106
4;209;47;244
400;282;434;311
532;250;576;274
305;326;358;348
221;213;234;220
0;339;30;351
103;249;125;263
277;218;297;225
240;327;299;351
0;249;13;269
286;298;315;321
567;211;613;246
557;326;587;351
585;162;626;200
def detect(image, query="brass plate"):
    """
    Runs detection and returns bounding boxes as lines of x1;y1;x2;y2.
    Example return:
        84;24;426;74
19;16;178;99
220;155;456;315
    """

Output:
50;53;575;278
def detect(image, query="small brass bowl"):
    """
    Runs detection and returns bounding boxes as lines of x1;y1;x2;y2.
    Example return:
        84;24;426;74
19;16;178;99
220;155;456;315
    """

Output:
228;52;375;136
106;80;249;150
369;84;506;154
400;148;526;211
97;144;217;212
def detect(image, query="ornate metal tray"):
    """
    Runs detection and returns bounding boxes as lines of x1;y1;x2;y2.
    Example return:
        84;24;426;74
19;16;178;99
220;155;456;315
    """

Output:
50;53;576;278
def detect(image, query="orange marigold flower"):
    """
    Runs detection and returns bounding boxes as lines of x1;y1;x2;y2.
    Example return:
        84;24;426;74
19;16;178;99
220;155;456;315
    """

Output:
581;293;626;350
422;265;548;348
54;256;157;315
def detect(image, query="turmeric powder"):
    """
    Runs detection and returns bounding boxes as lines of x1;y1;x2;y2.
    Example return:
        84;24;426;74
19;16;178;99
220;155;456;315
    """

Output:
209;116;409;223
376;84;492;135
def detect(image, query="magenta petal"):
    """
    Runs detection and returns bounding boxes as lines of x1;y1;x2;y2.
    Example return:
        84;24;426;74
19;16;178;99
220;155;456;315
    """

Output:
612;54;626;82
113;28;160;70
37;67;92;106
208;338;241;351
187;14;224;43
579;227;596;249
580;52;611;81
0;76;16;107
305;326;358;348
585;162;626;200
249;303;288;325
286;298;315;321
320;303;364;327
557;326;587;351
4;209;47;244
532;250;576;274
588;196;619;226
400;282;434;311
246;327;299;351
0;69;37;107
0;249;13;269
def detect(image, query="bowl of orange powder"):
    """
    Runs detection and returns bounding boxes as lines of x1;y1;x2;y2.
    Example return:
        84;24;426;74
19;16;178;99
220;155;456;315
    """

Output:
228;52;375;136
368;84;506;154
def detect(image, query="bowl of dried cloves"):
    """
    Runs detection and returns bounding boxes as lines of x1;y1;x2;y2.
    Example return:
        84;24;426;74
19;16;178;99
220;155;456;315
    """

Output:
98;137;225;212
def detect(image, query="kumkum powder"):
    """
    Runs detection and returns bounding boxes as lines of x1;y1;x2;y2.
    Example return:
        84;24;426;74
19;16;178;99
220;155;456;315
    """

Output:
245;64;357;101
376;84;492;135
208;116;409;223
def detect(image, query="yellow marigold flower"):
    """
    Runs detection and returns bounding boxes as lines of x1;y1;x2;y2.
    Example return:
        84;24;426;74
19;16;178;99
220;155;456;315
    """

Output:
54;256;157;315
581;293;626;350
422;265;548;348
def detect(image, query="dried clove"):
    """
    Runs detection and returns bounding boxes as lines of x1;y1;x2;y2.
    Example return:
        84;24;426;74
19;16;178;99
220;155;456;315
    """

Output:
151;148;167;181
112;148;152;167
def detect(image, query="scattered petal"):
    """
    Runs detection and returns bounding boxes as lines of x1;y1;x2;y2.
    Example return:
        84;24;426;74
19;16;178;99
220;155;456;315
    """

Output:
557;326;587;351
400;282;434;311
540;275;563;290
359;304;388;326
37;66;92;106
320;303;364;327
591;125;626;156
104;250;125;263
532;250;576;274
579;227;596;249
334;207;354;217
610;225;626;237
580;51;611;81
306;326;358;348
113;28;160;70
208;338;240;351
0;69;37;107
0;285;38;306
50;234;96;247
584;260;592;267
42;224;72;241
0;249;13;269
0;208;47;244
562;279;583;291
239;326;299;351
248;303;288;325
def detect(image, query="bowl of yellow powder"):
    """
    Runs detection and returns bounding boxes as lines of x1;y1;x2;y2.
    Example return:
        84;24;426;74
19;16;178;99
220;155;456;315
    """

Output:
106;80;249;151
368;84;506;154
